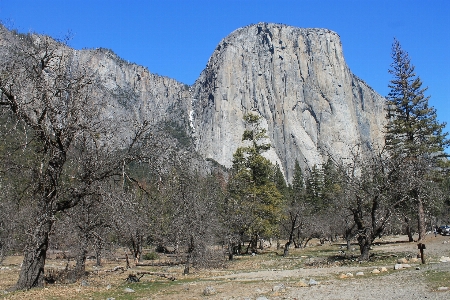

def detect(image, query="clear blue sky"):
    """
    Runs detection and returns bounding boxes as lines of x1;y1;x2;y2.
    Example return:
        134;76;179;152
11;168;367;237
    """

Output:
1;0;449;136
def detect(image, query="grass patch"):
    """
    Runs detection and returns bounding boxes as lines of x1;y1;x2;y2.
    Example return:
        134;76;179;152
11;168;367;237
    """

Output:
424;270;450;290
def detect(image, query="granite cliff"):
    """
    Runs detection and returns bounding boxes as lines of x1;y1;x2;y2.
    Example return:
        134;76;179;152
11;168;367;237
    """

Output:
1;23;386;181
190;23;385;181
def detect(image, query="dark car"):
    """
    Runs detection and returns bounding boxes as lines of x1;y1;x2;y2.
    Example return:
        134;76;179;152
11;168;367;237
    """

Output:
437;225;450;236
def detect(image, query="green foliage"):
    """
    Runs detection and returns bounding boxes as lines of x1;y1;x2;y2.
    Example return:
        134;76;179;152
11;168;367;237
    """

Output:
226;113;284;243
142;251;159;260
386;39;449;158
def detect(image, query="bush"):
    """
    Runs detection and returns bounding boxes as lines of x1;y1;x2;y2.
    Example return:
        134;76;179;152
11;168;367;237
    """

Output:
142;252;159;260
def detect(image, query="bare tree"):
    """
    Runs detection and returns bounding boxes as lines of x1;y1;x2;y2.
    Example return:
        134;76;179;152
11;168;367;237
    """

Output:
0;29;150;289
338;146;406;260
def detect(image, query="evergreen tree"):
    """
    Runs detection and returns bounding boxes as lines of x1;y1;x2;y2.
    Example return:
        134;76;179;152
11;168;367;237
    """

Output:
226;113;283;253
386;39;449;240
305;165;324;212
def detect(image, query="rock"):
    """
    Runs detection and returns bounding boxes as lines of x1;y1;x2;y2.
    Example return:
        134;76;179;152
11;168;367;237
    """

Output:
295;280;309;287
380;267;388;272
346;273;354;277
371;269;380;274
416;267;420;270
394;264;403;270
439;256;450;262
397;258;408;264
81;280;89;287
272;284;285;292
308;279;319;286
339;273;348;279
437;287;449;291
402;264;411;268
106;284;111;290
106;298;116;300
123;287;135;293
355;272;364;276
203;286;216;295
190;23;386;180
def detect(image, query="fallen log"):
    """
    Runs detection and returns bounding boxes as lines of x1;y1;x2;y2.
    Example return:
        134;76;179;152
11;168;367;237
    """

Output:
125;272;176;282
135;260;185;267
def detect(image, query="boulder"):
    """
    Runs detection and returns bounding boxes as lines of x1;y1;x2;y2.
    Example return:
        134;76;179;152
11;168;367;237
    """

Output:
203;286;216;295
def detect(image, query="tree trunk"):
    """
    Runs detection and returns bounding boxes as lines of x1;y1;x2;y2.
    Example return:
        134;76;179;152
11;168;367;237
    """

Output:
70;236;88;283
404;216;414;242
283;241;291;257
15;217;54;290
357;235;371;261
417;198;426;241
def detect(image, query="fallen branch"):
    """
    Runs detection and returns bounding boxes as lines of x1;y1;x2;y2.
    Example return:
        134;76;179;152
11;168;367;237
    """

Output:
135;261;185;267
124;272;176;282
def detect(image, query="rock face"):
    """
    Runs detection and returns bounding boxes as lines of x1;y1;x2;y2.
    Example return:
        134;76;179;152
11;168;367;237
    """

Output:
190;23;385;181
1;23;386;181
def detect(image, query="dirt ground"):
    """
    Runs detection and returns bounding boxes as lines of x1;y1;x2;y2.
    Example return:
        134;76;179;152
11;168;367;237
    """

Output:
1;234;449;299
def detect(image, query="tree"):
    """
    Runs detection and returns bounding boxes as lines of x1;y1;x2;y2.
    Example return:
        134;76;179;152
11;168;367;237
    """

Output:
225;113;283;255
340;146;405;260
282;160;306;256
386;38;449;240
0;29;149;290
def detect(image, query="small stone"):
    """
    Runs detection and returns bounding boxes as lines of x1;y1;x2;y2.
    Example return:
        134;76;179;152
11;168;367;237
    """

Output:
439;256;450;262
81;280;89;287
295;280;309;287
402;264;411;268
371;269;380;274
339;273;347;279
380;267;388;272
437;287;449;291
106;298;115;300
272;284;285;292
397;258;408;264
203;286;216;295
346;272;354;277
124;287;135;293
355;272;364;276
106;284;111;290
416;267;420;270
394;264;403;270
308;279;318;286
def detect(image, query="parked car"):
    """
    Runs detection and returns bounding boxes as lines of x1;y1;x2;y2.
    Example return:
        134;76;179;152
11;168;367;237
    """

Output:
437;225;450;236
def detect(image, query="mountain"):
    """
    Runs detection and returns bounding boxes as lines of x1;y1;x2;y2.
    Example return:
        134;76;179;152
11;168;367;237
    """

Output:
190;23;385;181
0;23;386;181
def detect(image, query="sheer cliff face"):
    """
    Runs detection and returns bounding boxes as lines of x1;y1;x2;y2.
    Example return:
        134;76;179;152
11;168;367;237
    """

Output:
190;23;385;180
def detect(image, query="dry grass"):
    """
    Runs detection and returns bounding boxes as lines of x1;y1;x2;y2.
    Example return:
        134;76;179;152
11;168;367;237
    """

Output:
1;235;449;299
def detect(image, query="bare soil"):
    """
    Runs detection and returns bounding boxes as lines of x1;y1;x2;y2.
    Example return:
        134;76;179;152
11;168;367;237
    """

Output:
1;234;449;299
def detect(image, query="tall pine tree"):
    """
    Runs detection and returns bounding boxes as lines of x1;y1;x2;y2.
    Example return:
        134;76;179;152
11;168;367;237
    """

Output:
386;39;449;240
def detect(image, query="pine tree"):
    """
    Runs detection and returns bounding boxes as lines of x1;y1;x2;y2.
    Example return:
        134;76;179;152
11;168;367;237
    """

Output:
386;39;449;240
386;39;449;158
226;113;283;253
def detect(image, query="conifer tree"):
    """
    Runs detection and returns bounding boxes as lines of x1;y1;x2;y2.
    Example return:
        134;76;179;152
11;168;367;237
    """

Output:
226;113;283;253
386;39;449;240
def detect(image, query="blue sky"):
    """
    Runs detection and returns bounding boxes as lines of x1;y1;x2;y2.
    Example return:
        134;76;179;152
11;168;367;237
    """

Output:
1;0;449;136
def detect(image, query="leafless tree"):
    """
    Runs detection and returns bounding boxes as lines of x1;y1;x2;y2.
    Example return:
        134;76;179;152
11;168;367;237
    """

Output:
0;28;151;289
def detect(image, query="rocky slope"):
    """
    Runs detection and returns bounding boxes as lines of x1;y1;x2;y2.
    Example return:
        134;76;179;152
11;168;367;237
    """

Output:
1;23;386;181
190;23;385;181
